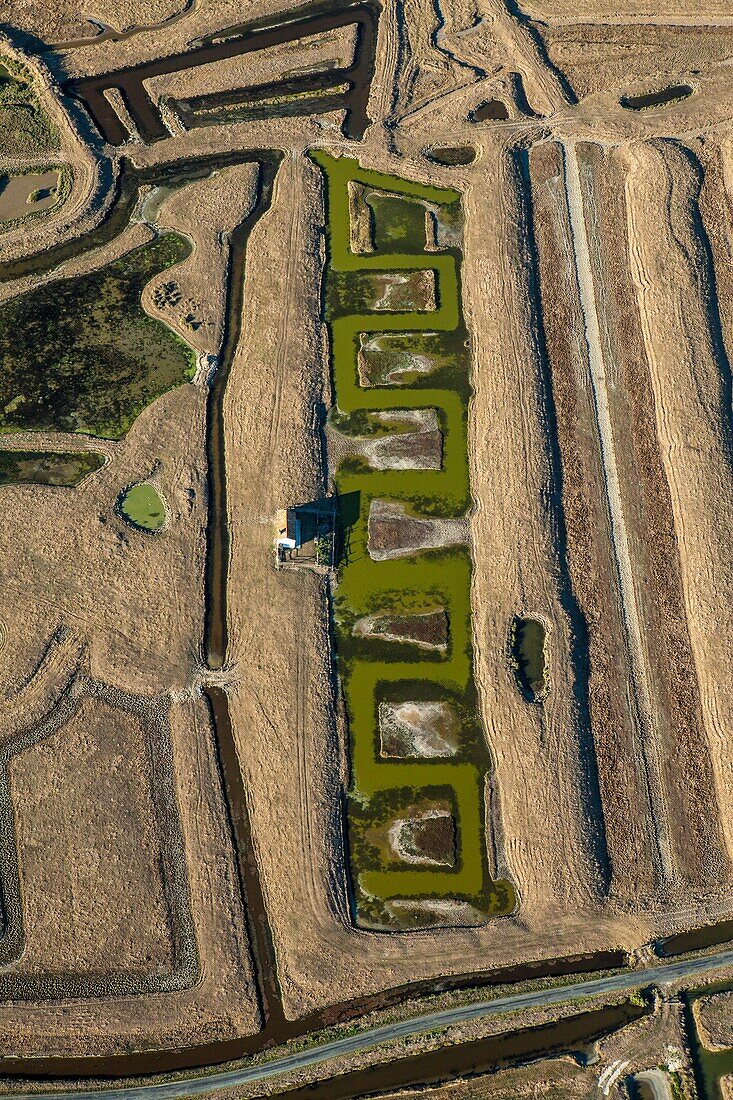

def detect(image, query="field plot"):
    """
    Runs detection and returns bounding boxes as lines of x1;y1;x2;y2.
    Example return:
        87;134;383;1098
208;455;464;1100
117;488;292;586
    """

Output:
3;0;733;1084
0;233;195;438
315;152;513;928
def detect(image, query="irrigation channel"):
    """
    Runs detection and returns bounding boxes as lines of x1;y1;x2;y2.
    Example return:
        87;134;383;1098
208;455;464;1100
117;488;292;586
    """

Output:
64;0;380;146
0;130;640;1077
8;949;733;1096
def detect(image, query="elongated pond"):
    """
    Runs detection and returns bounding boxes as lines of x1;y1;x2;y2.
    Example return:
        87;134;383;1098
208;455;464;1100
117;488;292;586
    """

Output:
313;151;514;928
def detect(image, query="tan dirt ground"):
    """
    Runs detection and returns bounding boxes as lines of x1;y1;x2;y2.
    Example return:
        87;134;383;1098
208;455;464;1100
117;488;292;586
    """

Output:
623;139;733;876
8;693;174;976
695;990;733;1051
142;161;259;356
0;374;259;1050
4;0;733;1064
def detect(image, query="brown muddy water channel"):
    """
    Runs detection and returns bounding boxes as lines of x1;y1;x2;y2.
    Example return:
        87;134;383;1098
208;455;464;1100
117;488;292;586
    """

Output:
0;146;630;1079
657;919;733;958
278;996;652;1099
64;0;380;144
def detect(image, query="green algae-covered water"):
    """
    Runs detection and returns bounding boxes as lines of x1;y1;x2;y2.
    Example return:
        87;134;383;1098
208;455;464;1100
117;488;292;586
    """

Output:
119;482;166;532
311;151;514;927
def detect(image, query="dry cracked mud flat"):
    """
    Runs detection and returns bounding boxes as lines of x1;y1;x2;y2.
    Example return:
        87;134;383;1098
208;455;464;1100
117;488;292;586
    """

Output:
3;0;733;1097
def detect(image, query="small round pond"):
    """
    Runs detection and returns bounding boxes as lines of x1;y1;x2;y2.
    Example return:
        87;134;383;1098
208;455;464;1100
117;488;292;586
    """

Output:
119;483;166;532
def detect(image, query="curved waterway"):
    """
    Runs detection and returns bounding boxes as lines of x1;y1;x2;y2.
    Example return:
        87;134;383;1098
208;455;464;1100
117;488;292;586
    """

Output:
313;151;514;926
47;1;197;50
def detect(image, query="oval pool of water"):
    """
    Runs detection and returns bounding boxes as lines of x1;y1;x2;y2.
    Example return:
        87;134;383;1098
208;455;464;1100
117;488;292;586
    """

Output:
511;616;547;703
620;83;693;110
119;483;166;532
426;145;476;167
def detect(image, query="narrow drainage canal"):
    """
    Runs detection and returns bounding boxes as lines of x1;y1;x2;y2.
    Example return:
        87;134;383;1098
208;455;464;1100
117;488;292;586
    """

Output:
278;995;653;1099
65;0;381;145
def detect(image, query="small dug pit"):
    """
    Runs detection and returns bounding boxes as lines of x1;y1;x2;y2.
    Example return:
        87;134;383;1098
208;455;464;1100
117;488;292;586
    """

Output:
379;700;459;757
388;806;456;866
620;83;693;111
511;615;548;702
472;99;509;122
353;608;449;652
427;145;476;166
368;499;467;560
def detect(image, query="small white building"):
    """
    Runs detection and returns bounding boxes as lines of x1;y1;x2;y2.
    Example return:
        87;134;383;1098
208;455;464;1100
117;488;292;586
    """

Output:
275;507;300;553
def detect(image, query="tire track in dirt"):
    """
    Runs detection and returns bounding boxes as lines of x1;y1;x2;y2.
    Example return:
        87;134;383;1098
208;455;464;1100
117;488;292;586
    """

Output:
481;0;576;116
562;140;673;885
268;155;305;453
624;140;733;878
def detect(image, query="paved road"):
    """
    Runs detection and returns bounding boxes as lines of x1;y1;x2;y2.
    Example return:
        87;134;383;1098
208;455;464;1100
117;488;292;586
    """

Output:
7;948;733;1100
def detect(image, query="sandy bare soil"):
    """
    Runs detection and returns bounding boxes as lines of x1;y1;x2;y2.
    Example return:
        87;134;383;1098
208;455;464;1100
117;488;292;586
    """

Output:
142;161;259;356
695;990;733;1051
0;246;259;1049
2;0;733;1067
9;693;174;976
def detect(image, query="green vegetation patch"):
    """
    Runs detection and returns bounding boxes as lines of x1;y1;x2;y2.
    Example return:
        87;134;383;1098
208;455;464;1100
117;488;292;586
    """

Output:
366;191;428;253
0;233;196;439
311;150;514;929
119;483;166;532
0;449;104;486
0;56;58;155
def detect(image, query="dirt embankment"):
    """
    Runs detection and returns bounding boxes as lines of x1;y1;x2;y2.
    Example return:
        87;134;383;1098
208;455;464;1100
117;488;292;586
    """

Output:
623;139;733;884
695;990;733;1051
577;140;729;897
526;139;660;904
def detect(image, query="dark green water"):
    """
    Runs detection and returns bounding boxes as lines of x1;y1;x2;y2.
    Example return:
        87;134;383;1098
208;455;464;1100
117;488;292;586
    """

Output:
0;450;103;486
312;151;513;927
511;616;547;702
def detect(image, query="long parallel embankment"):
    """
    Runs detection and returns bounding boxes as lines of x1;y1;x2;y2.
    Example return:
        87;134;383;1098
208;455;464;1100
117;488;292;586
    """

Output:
580;140;727;896
526;139;660;903
561;139;674;886
624;139;733;886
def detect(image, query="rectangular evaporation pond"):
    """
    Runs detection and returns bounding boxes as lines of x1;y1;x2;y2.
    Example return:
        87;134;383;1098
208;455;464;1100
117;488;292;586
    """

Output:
310;150;514;929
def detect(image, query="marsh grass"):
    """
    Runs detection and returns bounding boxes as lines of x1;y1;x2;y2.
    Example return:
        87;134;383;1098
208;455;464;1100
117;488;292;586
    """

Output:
0;233;196;439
